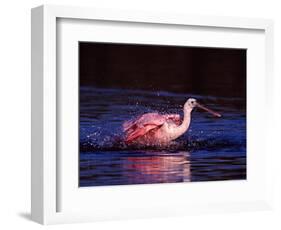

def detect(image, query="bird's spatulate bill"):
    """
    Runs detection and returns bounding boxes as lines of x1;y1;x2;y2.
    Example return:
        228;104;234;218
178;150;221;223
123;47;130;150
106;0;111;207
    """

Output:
197;103;221;117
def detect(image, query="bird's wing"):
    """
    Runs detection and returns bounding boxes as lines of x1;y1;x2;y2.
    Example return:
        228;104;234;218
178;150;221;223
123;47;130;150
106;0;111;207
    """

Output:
123;113;166;143
123;113;165;131
125;124;160;143
164;114;182;126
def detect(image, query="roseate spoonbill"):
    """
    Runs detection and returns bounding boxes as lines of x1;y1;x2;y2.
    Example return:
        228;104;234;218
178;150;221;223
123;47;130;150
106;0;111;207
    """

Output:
123;98;221;145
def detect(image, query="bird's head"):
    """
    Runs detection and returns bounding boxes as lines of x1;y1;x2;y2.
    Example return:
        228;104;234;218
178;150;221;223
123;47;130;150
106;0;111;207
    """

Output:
184;98;221;117
184;98;197;110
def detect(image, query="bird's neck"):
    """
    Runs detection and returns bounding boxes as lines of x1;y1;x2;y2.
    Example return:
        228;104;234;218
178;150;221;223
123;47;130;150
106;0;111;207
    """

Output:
171;108;191;139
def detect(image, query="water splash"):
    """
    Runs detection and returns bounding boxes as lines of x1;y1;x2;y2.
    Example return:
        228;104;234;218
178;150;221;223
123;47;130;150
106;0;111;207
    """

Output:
80;86;246;153
80;129;245;153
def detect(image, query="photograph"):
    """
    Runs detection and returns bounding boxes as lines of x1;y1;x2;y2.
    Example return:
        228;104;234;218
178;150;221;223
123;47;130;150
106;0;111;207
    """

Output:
79;42;246;187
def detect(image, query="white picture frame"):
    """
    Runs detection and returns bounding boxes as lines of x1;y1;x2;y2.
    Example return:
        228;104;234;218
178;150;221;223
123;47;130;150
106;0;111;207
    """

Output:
31;5;274;225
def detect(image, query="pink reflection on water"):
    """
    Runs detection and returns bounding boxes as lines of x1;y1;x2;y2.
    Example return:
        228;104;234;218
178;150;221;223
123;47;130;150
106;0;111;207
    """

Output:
123;151;191;184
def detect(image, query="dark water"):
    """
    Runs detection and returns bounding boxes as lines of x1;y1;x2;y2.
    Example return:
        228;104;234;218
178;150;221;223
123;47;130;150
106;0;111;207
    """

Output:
79;86;246;187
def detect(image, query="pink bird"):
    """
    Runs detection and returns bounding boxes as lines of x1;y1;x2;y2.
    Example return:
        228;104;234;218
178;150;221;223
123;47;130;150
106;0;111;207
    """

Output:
123;98;221;146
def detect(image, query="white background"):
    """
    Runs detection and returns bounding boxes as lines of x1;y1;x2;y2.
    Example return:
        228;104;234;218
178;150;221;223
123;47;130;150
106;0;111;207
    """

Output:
0;0;280;229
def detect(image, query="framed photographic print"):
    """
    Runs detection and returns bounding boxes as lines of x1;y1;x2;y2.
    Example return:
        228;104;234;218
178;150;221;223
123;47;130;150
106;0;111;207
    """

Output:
31;5;274;224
